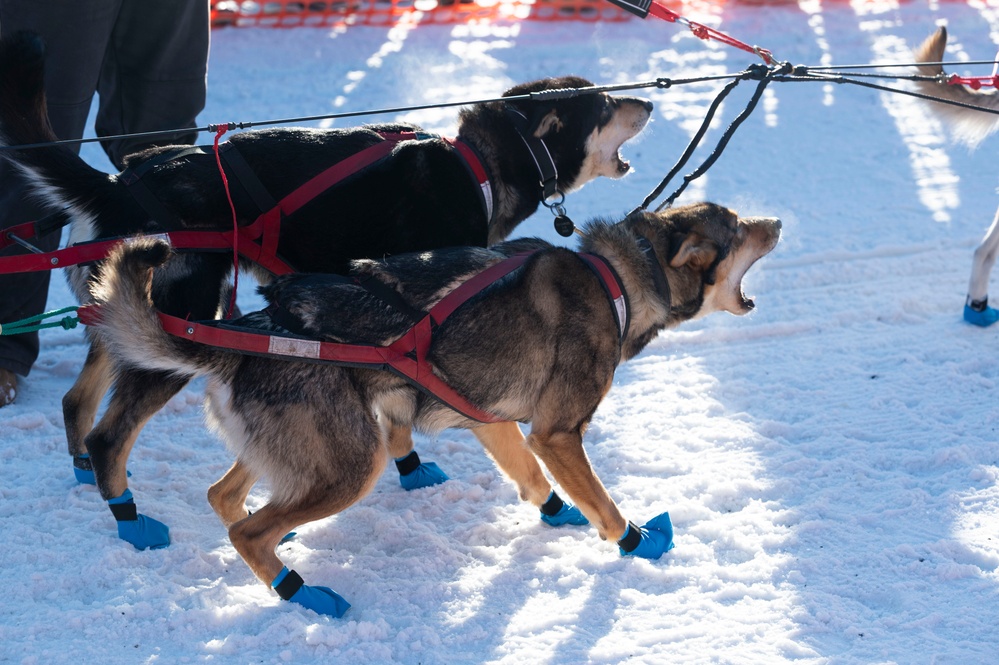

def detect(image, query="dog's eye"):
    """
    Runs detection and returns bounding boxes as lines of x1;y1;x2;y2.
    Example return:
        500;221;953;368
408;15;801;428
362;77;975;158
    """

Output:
599;100;615;125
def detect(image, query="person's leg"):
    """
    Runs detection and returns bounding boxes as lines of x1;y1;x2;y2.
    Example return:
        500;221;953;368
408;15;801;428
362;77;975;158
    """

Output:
0;1;119;394
96;0;209;168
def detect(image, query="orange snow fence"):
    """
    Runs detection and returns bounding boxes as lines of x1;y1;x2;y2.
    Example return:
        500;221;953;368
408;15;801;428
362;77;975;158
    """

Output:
210;0;634;27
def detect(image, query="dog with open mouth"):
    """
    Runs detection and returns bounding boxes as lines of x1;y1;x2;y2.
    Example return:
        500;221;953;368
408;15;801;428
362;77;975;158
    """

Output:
0;30;653;550
88;201;781;616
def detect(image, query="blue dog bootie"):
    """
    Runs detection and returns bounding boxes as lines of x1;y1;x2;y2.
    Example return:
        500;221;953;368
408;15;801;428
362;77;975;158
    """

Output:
395;451;449;490
964;298;999;327
272;566;351;618
539;490;589;527
618;512;676;560
107;489;170;550
73;454;96;485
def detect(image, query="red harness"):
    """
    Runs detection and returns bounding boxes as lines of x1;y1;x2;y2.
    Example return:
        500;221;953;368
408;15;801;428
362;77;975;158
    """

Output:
80;251;628;423
0;131;493;277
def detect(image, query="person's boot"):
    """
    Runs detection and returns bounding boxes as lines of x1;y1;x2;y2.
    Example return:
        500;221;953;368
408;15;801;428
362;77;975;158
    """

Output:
0;368;16;406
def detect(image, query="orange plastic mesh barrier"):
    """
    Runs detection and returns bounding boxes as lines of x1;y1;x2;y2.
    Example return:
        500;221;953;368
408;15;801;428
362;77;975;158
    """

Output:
210;0;634;28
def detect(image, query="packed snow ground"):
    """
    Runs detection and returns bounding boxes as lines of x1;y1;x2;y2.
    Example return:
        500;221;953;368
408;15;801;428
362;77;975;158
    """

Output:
2;2;999;663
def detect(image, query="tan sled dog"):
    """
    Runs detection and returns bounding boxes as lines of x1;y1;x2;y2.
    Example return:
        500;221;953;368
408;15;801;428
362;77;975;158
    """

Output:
915;26;999;326
89;202;780;616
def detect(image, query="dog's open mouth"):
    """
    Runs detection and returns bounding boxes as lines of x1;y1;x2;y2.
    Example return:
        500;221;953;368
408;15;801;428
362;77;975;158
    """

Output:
615;152;631;176
725;217;782;315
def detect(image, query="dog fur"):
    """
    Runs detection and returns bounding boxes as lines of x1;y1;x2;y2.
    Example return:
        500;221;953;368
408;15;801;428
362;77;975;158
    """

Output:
914;26;999;316
89;202;781;607
0;30;652;507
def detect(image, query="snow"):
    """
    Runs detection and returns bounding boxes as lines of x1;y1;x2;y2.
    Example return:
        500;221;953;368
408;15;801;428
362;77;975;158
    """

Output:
3;2;999;663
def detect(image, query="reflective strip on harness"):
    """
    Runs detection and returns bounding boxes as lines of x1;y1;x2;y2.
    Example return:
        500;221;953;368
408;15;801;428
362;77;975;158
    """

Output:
444;137;493;224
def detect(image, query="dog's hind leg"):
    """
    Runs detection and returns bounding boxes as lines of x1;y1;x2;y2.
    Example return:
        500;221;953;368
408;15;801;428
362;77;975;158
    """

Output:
86;367;191;550
386;423;449;490
228;445;387;618
208;460;259;529
965;203;999;326
62;338;114;484
474;421;588;527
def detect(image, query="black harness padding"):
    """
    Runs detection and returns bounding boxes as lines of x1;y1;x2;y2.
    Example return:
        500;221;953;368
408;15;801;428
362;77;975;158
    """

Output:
217;141;279;216
119;146;207;228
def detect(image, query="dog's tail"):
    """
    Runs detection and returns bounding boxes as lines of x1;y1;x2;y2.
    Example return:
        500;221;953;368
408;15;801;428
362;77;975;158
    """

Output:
90;237;227;378
0;31;117;224
913;26;999;147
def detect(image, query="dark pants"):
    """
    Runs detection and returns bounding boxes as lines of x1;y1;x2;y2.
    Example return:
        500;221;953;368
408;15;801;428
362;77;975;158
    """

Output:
0;0;209;376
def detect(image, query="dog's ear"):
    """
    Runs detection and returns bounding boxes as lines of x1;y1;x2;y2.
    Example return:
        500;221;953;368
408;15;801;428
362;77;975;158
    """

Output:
528;106;563;138
669;234;718;271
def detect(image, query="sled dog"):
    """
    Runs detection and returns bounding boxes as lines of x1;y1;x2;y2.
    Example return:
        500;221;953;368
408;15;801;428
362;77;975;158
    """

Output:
915;26;999;326
90;202;780;615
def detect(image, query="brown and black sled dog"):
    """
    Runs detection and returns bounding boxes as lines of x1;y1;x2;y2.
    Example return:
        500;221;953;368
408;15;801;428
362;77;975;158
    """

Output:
914;27;999;327
0;31;652;548
89;202;781;616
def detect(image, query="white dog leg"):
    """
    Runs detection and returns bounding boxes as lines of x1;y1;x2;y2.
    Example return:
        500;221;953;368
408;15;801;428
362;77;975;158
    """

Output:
965;204;999;326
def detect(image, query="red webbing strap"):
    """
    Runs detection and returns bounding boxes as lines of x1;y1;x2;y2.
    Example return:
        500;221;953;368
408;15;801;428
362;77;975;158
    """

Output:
277;132;417;217
647;0;775;65
0;220;42;251
579;253;628;342
443;137;493;223
0;230;298;276
149;253;535;422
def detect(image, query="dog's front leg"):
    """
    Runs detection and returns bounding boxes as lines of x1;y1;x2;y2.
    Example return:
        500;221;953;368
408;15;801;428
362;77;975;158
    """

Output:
966;204;999;326
527;429;674;559
526;429;627;540
475;421;588;528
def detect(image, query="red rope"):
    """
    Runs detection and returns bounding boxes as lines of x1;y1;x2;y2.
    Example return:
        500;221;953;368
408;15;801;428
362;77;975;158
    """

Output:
947;74;999;89
213;125;239;318
647;0;775;65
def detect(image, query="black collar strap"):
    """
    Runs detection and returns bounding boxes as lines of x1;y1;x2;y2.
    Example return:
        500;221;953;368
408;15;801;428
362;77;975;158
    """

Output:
636;236;671;315
505;107;559;201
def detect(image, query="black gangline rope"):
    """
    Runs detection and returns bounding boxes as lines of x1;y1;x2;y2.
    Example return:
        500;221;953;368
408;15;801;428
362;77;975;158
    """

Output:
1;58;997;153
5;58;999;214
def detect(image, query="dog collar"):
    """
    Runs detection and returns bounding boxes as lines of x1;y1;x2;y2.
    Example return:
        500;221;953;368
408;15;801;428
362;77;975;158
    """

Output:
504;107;559;201
636;236;671;315
444;137;494;225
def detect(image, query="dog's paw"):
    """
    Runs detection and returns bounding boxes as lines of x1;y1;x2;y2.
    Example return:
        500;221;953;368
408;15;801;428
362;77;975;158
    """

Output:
395;452;449;490
618;512;675;560
272;567;351;618
115;514;170;550
964;302;999;327
539;490;589;527
73;455;96;485
107;489;170;550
